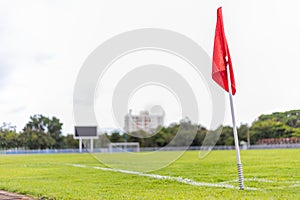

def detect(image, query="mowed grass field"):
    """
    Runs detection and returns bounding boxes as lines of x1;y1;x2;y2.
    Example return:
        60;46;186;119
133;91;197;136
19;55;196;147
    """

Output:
0;149;299;200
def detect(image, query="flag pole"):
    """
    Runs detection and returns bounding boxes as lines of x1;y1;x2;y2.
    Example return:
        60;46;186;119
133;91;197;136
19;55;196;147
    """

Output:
225;57;245;190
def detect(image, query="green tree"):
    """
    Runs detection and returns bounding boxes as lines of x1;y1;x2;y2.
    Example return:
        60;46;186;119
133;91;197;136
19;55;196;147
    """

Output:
19;131;55;149
5;132;20;149
216;126;234;146
191;126;207;146
238;123;249;144
258;110;300;128
110;132;123;142
249;110;300;144
22;115;63;149
62;134;79;149
250;120;294;144
0;122;18;149
0;132;7;149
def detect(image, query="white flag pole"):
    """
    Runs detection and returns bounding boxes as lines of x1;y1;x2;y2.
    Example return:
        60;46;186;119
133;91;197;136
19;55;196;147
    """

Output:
225;58;245;190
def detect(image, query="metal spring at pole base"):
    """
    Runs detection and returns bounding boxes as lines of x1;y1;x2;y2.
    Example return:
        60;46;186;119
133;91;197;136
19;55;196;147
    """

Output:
237;163;245;190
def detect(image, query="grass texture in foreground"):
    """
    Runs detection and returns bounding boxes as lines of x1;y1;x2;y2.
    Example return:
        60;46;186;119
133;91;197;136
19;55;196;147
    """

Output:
0;149;299;199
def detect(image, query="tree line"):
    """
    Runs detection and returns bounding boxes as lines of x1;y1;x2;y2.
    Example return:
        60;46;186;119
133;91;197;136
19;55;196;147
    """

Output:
1;110;300;150
250;110;300;143
0;115;78;150
105;110;300;147
103;121;250;148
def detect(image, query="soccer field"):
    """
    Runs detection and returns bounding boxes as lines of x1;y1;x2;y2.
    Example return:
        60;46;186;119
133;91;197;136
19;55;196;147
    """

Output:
0;149;299;199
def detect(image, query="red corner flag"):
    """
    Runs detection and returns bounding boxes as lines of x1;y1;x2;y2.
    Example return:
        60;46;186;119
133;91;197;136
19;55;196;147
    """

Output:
212;7;236;95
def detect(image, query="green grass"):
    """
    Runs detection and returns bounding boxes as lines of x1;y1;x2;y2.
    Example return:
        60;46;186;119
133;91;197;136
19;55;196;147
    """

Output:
0;149;300;199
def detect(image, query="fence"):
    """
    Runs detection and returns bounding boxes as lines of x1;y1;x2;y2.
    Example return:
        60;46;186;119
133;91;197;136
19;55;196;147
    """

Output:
1;143;300;154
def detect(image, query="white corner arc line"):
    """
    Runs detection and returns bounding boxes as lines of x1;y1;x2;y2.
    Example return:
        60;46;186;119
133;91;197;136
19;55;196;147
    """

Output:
70;164;258;190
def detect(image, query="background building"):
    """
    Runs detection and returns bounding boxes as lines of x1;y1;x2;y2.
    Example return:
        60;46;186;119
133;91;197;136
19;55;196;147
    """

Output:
124;109;164;133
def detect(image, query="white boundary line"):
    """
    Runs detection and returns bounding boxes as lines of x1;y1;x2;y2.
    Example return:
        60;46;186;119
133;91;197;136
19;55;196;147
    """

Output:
221;178;300;184
70;164;258;190
221;177;300;190
289;184;300;188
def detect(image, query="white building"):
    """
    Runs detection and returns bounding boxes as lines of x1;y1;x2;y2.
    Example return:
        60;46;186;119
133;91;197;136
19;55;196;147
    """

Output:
124;109;164;133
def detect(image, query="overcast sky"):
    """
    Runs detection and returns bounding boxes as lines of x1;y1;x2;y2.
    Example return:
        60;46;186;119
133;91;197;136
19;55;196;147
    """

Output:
0;0;300;134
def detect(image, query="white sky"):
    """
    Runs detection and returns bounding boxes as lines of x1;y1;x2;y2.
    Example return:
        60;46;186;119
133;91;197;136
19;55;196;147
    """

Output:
0;0;300;134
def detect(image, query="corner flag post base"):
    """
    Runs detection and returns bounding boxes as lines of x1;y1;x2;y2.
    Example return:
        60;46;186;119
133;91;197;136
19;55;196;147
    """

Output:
237;163;245;190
